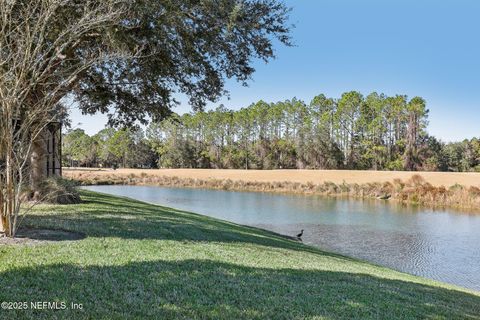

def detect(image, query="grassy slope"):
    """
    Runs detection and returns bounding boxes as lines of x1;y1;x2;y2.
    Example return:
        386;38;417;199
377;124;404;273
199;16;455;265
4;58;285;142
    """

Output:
0;191;479;319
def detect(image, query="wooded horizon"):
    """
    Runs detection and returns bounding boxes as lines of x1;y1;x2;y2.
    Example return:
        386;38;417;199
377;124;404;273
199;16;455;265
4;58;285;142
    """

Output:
63;91;480;173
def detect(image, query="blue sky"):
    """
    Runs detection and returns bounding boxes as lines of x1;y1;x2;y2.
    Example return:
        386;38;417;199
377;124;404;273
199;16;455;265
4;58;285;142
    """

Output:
71;0;480;142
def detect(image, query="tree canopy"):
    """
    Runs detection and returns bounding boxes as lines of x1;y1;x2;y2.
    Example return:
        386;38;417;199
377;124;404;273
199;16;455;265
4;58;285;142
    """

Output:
3;0;291;125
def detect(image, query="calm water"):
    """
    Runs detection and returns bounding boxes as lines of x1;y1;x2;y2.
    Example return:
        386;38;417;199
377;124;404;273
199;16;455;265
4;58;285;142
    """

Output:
83;185;480;291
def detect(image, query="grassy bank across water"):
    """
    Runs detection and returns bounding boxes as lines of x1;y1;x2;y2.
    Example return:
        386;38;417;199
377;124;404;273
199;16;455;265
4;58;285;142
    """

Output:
0;190;479;319
65;168;480;211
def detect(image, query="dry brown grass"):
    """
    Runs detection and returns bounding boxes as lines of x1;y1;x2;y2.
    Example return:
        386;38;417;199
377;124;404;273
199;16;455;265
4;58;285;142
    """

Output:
64;168;480;187
64;168;480;211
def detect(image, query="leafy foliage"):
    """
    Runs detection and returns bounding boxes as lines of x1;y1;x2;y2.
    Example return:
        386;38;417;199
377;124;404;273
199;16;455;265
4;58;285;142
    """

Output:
63;128;157;168
73;0;292;125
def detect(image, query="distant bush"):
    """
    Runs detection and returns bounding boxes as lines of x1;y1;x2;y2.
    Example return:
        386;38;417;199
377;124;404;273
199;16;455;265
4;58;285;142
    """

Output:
386;159;404;171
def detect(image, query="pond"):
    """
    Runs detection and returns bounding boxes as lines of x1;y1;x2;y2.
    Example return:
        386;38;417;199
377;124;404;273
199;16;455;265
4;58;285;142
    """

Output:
83;185;480;291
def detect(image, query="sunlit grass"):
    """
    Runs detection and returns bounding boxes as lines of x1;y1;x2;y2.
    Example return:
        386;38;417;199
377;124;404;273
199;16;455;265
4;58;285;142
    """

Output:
0;190;478;319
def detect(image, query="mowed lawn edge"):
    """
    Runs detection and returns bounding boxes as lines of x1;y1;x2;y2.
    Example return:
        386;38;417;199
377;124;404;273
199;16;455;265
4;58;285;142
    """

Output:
0;190;478;319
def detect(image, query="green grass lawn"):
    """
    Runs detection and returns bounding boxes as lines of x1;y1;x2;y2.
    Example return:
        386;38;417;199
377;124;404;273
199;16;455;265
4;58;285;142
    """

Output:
0;190;479;319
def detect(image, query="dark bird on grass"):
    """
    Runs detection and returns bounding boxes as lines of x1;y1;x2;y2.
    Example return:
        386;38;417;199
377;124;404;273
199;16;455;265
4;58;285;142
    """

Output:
296;229;304;239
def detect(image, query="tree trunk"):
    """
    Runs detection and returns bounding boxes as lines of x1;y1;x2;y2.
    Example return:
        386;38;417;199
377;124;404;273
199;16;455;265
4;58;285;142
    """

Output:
0;215;7;234
0;187;7;234
404;111;418;171
1;150;14;237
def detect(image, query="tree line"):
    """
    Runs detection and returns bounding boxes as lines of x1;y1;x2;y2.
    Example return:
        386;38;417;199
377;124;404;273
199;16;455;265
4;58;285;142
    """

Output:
63;91;480;172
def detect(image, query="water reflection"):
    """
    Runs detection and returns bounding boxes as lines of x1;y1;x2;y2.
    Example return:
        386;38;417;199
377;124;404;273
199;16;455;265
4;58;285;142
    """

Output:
83;185;480;291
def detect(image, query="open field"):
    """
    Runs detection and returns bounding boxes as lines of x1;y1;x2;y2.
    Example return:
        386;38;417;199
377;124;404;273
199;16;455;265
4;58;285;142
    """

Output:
0;190;478;319
64;168;480;188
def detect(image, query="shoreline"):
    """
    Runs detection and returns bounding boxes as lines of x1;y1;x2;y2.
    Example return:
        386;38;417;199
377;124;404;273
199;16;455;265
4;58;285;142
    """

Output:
78;189;480;293
65;168;480;212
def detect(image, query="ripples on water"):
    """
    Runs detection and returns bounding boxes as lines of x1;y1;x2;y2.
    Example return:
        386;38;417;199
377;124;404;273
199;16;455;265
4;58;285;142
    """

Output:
83;185;480;291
